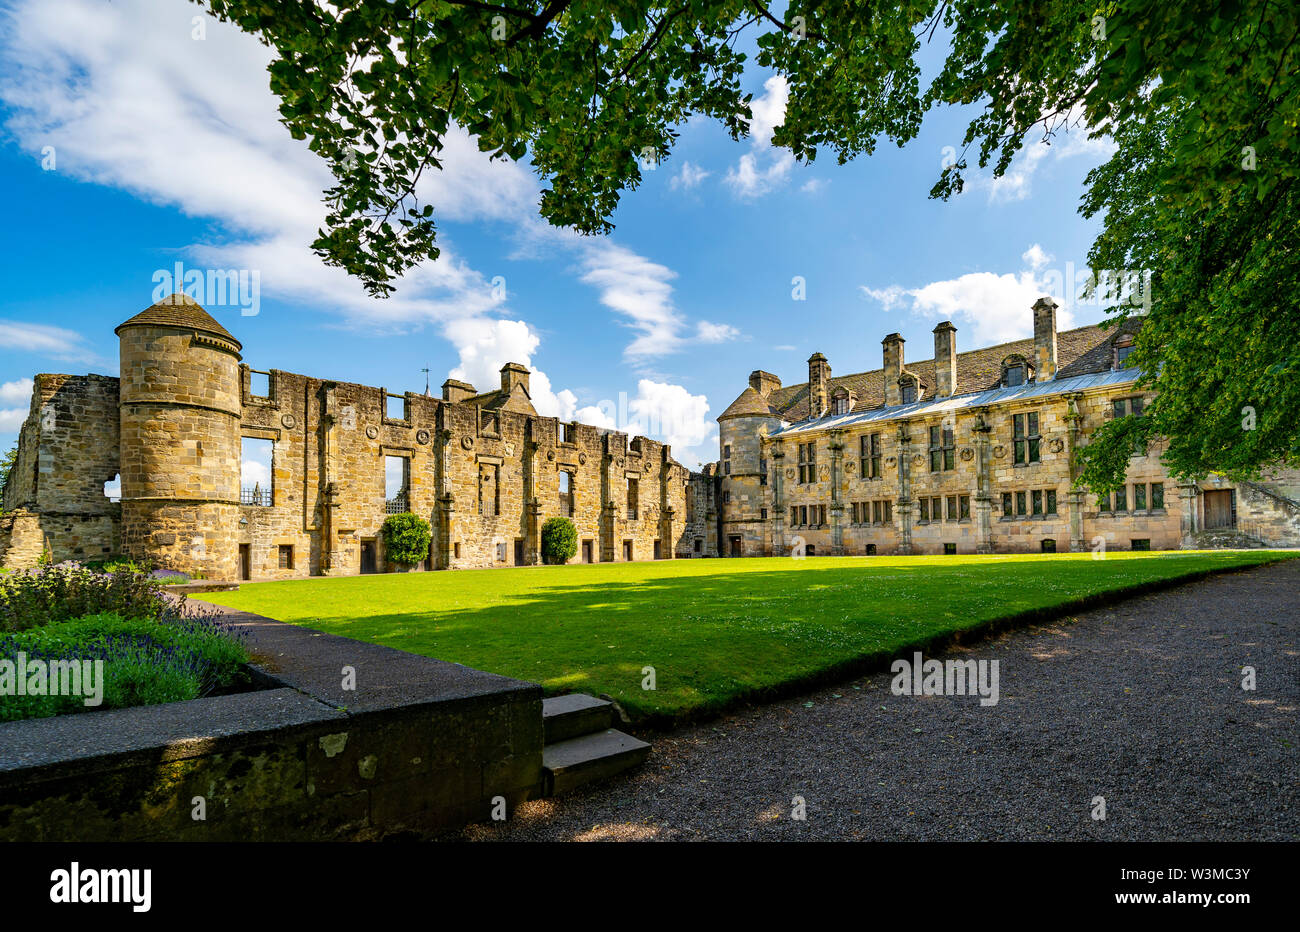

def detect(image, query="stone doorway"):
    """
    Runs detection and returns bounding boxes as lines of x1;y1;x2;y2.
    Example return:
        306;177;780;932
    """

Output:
238;544;251;581
1204;490;1235;529
360;540;377;574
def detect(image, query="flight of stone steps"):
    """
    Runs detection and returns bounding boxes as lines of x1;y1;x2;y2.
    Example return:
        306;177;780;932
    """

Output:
540;694;651;796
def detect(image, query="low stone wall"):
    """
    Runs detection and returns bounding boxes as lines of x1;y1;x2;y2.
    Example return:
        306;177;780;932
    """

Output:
0;608;542;841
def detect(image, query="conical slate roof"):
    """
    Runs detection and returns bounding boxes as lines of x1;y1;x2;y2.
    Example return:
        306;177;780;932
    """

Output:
115;293;241;349
718;385;783;421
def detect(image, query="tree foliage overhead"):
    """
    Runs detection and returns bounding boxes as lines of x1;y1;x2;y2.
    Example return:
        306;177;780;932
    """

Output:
197;0;1299;486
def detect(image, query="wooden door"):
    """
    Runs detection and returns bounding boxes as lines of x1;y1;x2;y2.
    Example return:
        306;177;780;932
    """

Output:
238;544;251;581
360;541;377;574
1204;490;1235;529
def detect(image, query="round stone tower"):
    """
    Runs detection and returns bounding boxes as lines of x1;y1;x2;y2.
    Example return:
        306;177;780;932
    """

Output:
116;294;243;579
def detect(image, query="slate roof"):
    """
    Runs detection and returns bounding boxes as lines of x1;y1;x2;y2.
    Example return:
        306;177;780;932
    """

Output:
115;293;241;349
718;385;784;421
771;367;1144;437
754;322;1124;423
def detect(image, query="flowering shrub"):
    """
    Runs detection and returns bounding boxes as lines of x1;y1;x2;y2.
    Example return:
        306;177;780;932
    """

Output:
0;562;171;633
0;612;250;721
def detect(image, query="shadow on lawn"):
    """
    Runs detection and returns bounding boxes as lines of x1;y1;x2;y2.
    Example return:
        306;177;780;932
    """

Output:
287;552;1288;728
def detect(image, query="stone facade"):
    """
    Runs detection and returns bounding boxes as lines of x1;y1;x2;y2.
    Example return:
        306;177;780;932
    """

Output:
715;299;1300;556
6;294;1295;575
1;296;711;578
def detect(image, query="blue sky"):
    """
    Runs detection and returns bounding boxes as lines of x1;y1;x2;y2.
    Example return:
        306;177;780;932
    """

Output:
0;0;1115;468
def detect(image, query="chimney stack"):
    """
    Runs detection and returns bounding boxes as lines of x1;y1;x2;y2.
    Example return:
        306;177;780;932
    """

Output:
883;333;905;406
1032;297;1058;381
932;321;957;398
749;370;782;397
500;362;530;396
442;378;476;404
807;353;830;417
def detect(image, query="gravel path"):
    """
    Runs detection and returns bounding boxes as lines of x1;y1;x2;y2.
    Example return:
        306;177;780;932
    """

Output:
459;559;1300;842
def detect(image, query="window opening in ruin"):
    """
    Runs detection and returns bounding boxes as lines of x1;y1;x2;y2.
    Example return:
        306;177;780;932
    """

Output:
104;474;121;503
479;463;500;516
385;455;410;513
248;370;270;398
559;470;574;516
240;437;273;506
386;393;408;421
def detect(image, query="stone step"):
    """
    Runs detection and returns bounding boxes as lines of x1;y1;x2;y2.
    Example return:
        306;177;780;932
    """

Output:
542;693;614;744
542;728;651;796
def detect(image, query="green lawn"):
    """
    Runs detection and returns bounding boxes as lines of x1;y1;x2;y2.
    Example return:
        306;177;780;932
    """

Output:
195;550;1293;722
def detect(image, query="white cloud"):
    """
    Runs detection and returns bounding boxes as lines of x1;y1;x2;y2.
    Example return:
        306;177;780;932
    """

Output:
800;178;827;194
725;75;795;199
0;378;34;405
0;409;27;432
860;247;1086;345
579;242;737;360
1021;243;1052;270
0;0;719;463
575;379;716;469
444;317;576;420
0;322;101;364
670;160;710;191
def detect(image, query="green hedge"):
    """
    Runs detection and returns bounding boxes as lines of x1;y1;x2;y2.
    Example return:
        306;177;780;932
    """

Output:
381;512;432;566
540;517;577;565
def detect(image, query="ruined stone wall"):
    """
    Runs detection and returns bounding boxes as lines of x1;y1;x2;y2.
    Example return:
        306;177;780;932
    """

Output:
679;469;717;557
0;374;121;565
225;364;696;578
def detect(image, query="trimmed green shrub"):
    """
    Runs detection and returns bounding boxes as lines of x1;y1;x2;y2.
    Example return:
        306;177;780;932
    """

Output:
381;512;432;566
540;517;577;565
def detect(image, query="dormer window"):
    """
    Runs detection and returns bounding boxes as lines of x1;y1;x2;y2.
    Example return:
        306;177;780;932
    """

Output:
831;387;854;416
1114;335;1136;368
899;377;918;405
1001;354;1032;387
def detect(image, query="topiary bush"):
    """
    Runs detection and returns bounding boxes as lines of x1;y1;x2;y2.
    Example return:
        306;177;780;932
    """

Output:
381;512;432;566
540;517;577;565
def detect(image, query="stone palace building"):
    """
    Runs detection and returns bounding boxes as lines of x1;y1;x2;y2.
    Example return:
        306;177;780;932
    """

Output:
2;294;1297;578
715;297;1300;557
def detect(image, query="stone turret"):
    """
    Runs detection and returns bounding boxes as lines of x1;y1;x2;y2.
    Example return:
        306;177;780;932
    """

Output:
116;294;243;579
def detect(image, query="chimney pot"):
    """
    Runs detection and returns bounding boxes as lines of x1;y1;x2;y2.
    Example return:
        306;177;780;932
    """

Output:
748;370;782;397
882;333;905;406
500;362;530;396
932;321;957;398
1032;297;1058;381
807;353;831;418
